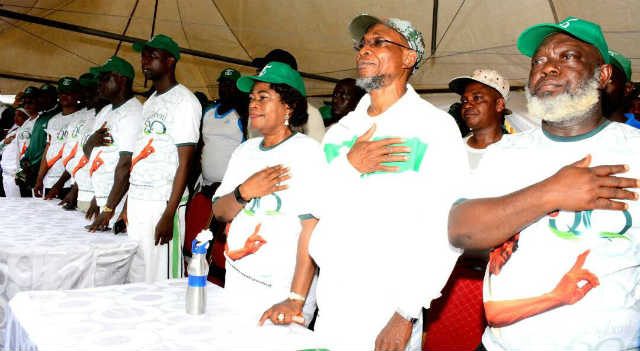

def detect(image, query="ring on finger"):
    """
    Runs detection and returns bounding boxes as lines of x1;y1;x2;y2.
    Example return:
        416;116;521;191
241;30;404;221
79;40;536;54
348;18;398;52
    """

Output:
277;313;285;322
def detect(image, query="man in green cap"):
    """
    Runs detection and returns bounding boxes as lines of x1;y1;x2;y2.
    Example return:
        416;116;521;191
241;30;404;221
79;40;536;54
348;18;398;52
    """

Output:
449;17;640;350
83;56;143;230
260;14;467;350
127;34;201;282
34;77;86;199
603;50;639;128
18;83;59;192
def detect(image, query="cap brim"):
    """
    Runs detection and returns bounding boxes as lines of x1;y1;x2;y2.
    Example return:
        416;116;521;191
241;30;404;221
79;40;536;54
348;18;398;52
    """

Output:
517;24;564;57
448;76;475;95
236;76;260;93
349;14;383;41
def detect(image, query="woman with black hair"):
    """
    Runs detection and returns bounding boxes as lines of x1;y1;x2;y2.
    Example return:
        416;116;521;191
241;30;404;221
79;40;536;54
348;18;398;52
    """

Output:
210;62;323;325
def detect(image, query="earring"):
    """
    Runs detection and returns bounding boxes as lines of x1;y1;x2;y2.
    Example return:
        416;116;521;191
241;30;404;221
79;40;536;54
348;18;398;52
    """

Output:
284;114;289;126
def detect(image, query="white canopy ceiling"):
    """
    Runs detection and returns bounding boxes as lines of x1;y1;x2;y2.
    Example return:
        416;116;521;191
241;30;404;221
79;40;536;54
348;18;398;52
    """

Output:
0;0;637;99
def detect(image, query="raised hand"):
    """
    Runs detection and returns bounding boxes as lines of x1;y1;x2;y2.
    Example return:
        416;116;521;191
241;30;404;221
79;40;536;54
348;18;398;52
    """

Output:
239;165;290;200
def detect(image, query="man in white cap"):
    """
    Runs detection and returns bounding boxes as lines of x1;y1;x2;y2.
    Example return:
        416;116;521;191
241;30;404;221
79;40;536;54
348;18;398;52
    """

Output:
449;69;510;169
261;14;467;350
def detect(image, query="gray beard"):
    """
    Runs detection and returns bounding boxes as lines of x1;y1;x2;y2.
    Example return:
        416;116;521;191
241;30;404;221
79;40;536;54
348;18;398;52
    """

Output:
525;69;601;124
355;76;384;92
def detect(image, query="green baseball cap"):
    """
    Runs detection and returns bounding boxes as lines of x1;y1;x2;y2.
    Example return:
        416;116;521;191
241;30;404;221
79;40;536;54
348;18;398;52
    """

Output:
78;72;98;88
349;14;426;72
57;77;82;94
236;61;306;96
217;68;241;82
40;83;57;93
609;50;632;82
517;16;609;63
133;34;181;60
23;86;40;97
91;56;135;80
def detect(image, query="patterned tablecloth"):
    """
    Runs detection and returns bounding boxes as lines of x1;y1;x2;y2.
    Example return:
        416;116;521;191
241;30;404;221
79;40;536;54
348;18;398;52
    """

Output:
0;198;138;349
4;279;321;351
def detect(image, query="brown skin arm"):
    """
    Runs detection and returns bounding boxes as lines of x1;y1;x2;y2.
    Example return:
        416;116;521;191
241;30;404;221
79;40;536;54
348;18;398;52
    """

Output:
259;218;318;326
45;171;71;200
154;145;195;246
88;153;132;232
485;250;598;328
449;155;639;251
375;313;413;351
34;143;51;197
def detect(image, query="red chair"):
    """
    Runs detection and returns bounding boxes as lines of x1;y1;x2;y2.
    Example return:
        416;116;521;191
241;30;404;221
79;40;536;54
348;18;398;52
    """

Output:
423;256;487;351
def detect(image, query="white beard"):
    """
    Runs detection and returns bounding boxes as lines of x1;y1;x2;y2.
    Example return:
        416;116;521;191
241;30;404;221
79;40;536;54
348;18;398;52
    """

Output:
526;70;601;124
355;76;384;92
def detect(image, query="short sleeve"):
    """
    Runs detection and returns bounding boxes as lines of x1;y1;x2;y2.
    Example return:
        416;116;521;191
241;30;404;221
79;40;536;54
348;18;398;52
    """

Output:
172;92;202;146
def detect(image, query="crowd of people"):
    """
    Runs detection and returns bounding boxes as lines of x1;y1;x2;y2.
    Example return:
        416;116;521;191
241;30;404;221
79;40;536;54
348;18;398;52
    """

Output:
0;12;639;351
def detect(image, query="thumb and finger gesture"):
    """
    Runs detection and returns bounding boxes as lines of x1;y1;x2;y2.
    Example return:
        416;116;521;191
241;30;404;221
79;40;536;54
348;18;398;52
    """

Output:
347;124;410;174
552;250;599;305
550;154;639;212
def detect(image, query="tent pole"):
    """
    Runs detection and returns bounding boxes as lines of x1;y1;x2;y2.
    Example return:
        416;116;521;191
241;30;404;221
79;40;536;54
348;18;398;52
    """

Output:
431;0;438;56
0;9;339;84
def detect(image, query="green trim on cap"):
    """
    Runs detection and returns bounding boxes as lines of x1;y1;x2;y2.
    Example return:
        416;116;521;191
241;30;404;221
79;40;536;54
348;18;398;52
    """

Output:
609;50;632;82
237;61;306;96
133;34;181;60
217;68;241;82
91;56;135;80
517;17;610;64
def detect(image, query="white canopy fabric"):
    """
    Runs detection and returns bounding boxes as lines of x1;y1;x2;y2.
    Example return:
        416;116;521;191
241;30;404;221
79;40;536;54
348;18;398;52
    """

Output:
0;0;637;102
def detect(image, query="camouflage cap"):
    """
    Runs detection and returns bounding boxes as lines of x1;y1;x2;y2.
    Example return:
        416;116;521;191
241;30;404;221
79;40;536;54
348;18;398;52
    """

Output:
349;14;426;72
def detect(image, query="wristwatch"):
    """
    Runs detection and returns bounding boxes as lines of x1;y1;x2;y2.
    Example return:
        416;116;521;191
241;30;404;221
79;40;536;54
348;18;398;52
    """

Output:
396;308;419;325
233;185;249;205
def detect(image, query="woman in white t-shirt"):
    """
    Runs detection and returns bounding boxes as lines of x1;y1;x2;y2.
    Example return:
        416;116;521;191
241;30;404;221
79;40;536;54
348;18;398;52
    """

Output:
211;62;323;326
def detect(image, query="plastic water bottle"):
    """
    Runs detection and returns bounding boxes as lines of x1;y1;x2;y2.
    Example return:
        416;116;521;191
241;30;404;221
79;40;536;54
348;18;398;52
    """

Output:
186;236;210;315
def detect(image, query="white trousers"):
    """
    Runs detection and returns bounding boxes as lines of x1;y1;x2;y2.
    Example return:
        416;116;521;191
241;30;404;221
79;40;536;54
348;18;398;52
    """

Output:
126;198;186;283
2;173;20;197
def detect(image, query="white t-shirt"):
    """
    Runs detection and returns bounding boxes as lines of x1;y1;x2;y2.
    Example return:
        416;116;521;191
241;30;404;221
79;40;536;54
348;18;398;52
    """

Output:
464;134;488;170
129;84;201;201
0;124;20;175
465;121;640;351
62;109;95;197
90;98;143;206
308;84;467;349
16;116;38;159
200;104;243;185
213;133;323;302
43;110;85;188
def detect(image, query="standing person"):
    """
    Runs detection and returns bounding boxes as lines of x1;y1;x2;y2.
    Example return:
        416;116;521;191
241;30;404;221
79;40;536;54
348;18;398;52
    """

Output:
603;50;637;126
210;61;323;324
448;17;640;350
325;78;365;128
1;108;28;197
449;69;510;169
261;15;467;350
34;77;85;199
85;56;142;230
127;35;201;282
200;68;245;197
249;49;325;142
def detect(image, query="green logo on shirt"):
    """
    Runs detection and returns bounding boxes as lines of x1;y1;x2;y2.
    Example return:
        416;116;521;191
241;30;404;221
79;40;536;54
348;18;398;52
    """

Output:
548;210;632;240
243;193;282;216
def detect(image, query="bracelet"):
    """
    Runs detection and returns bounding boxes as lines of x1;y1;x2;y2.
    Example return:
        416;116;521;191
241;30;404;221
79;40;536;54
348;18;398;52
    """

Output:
101;205;114;213
288;291;306;302
233;185;249;205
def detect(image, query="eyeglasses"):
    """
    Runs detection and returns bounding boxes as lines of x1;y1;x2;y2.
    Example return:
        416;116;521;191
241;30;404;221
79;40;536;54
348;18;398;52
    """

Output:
353;37;414;52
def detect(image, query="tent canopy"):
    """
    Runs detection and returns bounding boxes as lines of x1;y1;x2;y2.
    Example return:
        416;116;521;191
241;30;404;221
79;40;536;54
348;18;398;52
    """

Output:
0;0;637;99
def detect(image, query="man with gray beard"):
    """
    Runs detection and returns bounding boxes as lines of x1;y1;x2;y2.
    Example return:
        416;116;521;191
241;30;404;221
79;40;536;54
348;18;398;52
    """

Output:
260;14;467;350
448;17;640;350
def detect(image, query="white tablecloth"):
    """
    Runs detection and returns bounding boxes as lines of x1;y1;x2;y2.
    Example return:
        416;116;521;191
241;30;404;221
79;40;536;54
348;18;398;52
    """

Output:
0;198;138;349
4;279;322;351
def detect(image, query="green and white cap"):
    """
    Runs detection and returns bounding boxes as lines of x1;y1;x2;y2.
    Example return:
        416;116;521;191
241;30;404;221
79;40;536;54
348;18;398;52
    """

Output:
349;14;426;72
133;34;181;60
91;56;135;80
217;68;241;82
57;77;82;94
608;50;631;82
517;16;610;63
236;61;306;96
